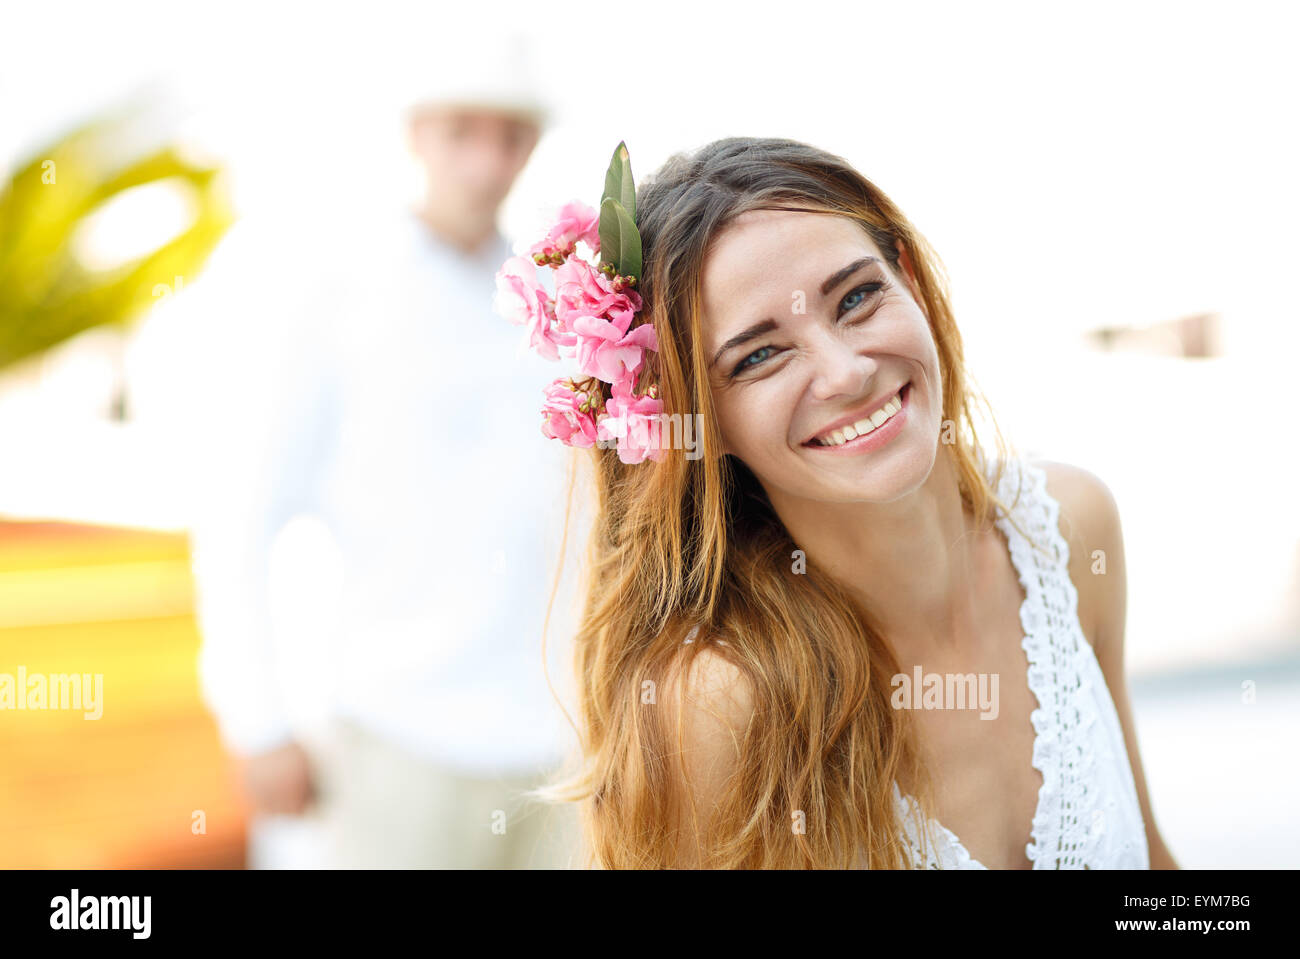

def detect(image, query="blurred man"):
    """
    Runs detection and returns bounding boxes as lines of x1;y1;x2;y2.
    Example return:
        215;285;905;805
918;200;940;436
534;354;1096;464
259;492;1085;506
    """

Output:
190;37;579;868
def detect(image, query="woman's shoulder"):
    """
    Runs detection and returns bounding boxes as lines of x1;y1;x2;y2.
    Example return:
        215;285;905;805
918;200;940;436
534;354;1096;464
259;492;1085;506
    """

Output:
1028;458;1123;558
661;635;755;866
1026;458;1126;650
668;632;754;749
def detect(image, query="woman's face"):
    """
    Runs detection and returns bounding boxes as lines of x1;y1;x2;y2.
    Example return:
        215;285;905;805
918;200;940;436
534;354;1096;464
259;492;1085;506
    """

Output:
699;208;944;505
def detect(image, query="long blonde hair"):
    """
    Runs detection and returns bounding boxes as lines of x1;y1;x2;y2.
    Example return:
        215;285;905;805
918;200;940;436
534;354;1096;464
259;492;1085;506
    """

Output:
534;136;1027;868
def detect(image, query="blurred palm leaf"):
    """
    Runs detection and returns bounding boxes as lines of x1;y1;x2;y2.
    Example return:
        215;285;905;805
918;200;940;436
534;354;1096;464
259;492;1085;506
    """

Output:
0;103;234;373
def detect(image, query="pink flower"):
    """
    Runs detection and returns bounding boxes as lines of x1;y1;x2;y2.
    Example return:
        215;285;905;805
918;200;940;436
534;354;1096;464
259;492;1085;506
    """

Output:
540;378;601;448
554;200;602;254
494;255;573;361
553;257;642;331
495;199;663;466
529;200;602;263
573;313;658;385
550;258;654;383
597;379;666;464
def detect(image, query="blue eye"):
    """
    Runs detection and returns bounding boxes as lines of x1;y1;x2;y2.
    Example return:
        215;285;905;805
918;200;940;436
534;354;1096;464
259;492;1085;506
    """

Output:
728;279;886;378
839;281;884;315
735;345;777;373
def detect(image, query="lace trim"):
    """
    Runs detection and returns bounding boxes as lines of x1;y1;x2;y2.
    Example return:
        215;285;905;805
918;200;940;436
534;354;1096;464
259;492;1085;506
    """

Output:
996;457;1104;868
1077;647;1150;868
893;782;987;870
895;455;1104;868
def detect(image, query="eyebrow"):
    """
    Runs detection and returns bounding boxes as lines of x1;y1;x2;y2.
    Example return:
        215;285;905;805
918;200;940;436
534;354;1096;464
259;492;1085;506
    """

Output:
709;256;881;369
710;318;779;370
821;256;879;296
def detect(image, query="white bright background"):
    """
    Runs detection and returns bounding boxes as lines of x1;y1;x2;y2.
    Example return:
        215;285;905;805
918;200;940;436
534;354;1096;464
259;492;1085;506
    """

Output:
1;0;1296;867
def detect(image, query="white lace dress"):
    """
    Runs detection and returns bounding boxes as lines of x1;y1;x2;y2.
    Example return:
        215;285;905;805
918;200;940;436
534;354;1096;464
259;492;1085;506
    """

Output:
682;455;1151;868
892;455;1150;869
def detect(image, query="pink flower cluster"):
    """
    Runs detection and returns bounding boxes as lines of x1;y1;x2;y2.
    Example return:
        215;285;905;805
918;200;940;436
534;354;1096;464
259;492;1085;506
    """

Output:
494;201;665;464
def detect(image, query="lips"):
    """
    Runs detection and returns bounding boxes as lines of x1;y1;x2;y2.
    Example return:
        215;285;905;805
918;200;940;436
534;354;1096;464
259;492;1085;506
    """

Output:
803;383;910;447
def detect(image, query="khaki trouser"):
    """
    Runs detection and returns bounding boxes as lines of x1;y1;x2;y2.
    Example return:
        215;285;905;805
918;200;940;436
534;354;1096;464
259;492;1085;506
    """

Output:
300;714;579;869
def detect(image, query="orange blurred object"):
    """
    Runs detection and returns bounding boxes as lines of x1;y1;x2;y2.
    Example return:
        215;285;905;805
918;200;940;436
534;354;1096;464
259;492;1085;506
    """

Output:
0;519;247;868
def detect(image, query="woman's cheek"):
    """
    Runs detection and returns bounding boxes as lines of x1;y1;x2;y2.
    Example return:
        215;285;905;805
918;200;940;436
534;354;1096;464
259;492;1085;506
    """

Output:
715;399;753;460
728;392;789;462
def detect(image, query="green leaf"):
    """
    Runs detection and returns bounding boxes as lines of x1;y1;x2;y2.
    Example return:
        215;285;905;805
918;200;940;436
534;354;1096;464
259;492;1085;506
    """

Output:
615;201;642;281
598;197;622;273
599;198;641;282
602;140;636;221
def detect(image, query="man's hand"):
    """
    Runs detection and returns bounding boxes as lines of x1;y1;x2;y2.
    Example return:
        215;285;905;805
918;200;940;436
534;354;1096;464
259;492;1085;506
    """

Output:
236;740;316;816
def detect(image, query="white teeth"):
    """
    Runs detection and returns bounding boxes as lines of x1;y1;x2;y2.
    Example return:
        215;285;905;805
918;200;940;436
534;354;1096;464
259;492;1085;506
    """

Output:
814;389;904;446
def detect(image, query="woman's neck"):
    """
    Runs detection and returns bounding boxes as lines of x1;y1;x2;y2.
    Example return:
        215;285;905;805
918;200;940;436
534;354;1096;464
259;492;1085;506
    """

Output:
767;447;987;658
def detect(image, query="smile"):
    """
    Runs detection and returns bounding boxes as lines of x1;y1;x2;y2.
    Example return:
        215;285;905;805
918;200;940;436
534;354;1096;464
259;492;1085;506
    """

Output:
805;383;910;450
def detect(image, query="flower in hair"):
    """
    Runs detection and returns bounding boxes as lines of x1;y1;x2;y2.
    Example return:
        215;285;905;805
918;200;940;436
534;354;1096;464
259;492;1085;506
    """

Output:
493;254;573;361
596;377;665;464
494;141;663;465
573;308;658;385
528;200;601;264
552;256;641;335
540;377;602;448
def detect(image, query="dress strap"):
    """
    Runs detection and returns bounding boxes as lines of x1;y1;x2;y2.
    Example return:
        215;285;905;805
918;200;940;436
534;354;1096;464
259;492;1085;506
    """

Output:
989;455;1103;868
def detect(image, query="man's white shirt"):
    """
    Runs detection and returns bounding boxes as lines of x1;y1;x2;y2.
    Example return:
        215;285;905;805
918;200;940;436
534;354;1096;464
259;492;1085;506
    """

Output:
189;208;581;775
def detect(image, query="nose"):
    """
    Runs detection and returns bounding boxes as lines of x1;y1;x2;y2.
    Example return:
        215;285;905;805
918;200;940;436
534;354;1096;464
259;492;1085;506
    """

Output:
457;142;505;191
461;128;525;195
807;334;878;402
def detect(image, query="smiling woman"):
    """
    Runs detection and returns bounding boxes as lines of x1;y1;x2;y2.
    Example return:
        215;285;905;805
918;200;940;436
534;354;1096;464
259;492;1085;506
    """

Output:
535;136;1174;870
